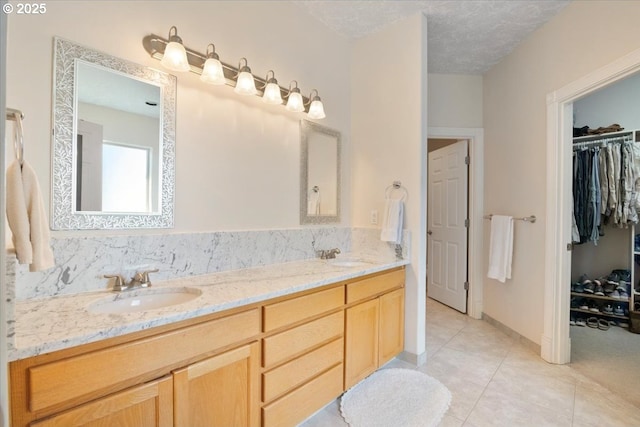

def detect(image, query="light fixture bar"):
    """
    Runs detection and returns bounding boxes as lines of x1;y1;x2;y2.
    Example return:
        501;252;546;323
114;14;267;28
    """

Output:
143;34;314;110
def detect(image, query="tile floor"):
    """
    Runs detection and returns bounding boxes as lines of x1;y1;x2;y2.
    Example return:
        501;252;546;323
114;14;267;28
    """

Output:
300;298;640;427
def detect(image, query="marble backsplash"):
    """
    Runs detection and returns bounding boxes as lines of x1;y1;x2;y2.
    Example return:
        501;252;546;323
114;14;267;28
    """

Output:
9;227;409;301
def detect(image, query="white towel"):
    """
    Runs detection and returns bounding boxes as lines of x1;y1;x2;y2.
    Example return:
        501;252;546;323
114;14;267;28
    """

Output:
380;199;404;244
487;215;513;283
6;159;55;272
308;190;320;215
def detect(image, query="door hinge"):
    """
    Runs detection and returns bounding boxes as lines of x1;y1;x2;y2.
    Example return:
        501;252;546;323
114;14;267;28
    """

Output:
464;219;469;228
464;281;469;290
465;155;470;165
567;243;573;251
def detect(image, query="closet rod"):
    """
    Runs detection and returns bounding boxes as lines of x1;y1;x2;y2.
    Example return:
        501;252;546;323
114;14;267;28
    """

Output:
572;135;633;150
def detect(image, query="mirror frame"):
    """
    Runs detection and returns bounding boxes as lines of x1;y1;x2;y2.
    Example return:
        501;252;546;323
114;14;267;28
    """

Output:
51;37;176;229
300;120;341;224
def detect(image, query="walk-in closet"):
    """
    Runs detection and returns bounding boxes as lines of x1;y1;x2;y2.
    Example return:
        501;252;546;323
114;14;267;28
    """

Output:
570;71;640;407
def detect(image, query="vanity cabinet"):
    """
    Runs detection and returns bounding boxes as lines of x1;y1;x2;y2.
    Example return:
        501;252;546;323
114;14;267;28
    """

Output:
344;269;405;389
11;267;405;427
261;286;345;427
10;308;261;427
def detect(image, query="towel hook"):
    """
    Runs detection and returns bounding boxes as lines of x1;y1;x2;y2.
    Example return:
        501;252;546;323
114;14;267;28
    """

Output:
6;108;24;166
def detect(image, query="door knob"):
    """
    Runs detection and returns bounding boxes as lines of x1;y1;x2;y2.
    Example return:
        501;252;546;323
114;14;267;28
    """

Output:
427;230;432;235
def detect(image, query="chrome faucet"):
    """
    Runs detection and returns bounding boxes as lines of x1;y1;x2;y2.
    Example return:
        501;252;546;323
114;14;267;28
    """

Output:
318;248;341;259
104;268;159;292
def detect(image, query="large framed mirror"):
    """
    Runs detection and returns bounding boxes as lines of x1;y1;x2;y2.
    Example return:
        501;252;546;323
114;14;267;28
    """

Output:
52;37;176;229
300;120;341;224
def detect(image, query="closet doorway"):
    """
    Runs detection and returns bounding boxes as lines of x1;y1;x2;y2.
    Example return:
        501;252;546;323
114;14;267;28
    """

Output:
427;127;484;320
544;46;640;369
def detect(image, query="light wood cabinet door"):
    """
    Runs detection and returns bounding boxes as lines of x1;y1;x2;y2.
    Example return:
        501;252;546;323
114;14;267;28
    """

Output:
344;298;379;389
379;287;405;366
173;341;260;427
30;376;173;427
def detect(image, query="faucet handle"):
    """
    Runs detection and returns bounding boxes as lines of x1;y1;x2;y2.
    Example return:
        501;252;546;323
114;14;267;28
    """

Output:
104;274;126;291
138;268;159;287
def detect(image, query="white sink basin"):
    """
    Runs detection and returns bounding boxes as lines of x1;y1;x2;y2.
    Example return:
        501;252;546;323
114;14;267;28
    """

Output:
88;287;202;314
327;259;371;268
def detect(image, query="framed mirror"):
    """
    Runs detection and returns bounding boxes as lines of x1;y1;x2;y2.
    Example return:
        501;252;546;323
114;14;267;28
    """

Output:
52;37;176;229
300;120;341;224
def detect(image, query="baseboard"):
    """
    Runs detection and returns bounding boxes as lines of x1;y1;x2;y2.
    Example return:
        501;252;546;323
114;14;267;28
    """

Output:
482;313;541;355
397;350;427;367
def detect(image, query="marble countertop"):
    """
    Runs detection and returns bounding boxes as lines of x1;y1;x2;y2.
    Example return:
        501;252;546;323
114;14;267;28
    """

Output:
9;253;408;361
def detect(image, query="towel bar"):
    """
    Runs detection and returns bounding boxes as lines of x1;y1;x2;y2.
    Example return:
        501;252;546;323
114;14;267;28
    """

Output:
484;214;536;223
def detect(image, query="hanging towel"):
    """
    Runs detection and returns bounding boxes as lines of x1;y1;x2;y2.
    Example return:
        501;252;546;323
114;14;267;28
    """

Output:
6;159;55;272
380;199;404;244
308;189;320;215
487;215;513;283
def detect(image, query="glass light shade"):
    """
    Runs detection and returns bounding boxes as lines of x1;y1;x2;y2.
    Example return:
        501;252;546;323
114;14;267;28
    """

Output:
286;91;305;112
307;99;326;119
234;71;257;95
200;57;225;84
263;82;283;104
161;41;190;72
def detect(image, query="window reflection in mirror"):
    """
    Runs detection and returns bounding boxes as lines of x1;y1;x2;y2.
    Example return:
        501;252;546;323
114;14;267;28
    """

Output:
74;61;161;214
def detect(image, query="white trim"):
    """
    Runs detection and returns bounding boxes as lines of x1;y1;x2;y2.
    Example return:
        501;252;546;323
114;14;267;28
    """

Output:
428;127;484;319
544;47;640;364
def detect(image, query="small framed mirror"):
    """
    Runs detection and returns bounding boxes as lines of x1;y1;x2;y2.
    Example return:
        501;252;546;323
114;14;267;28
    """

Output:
52;37;176;229
300;120;341;224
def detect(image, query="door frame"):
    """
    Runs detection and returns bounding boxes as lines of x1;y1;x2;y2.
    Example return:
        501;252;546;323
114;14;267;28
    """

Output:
544;47;640;364
427;127;484;319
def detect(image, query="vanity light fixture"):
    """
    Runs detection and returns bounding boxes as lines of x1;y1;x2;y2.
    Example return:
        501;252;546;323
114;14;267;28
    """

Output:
285;81;305;113
306;89;326;120
200;44;225;85
143;27;326;118
234;58;257;95
262;70;283;105
160;26;190;72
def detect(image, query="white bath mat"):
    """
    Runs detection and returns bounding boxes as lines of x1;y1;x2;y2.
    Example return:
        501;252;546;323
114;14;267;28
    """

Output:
340;368;451;427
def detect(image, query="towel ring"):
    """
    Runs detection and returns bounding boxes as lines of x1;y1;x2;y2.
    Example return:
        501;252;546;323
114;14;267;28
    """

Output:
385;181;408;201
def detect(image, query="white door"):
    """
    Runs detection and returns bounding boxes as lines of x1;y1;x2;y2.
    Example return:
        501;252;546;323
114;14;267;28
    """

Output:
427;140;469;312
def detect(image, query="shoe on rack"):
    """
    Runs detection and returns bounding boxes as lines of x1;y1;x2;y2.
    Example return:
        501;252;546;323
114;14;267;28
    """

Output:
602;280;616;295
610;289;621;299
571;298;579;309
588;301;600;313
570;315;576;326
602;304;614;314
611;269;631;283
619;287;629;299
594;280;605;296
583;281;596;294
598;319;610;331
579;299;590;310
587;317;599;328
574;282;585;293
575;317;587;327
614;305;625;316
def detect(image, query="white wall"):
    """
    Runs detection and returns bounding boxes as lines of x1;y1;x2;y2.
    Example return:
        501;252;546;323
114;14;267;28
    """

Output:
428;74;483;128
574;71;640;130
1;4;7;425
351;13;428;360
6;1;351;234
483;0;640;345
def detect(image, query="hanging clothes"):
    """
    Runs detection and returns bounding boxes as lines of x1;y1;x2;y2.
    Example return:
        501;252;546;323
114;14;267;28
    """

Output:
572;136;640;245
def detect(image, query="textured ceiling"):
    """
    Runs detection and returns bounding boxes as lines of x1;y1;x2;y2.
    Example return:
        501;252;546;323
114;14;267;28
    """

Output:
295;0;571;74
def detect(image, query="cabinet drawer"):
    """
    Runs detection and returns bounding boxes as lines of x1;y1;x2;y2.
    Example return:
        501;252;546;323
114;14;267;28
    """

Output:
28;309;260;414
262;363;343;427
263;311;343;368
262;338;343;403
263;286;344;332
346;269;405;304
